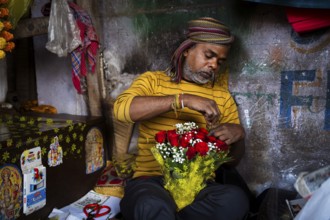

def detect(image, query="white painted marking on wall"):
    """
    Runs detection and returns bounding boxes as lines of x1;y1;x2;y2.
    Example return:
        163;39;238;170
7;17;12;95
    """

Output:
244;109;251;128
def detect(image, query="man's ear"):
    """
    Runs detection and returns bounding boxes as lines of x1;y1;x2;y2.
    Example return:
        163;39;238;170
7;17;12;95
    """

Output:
183;44;196;57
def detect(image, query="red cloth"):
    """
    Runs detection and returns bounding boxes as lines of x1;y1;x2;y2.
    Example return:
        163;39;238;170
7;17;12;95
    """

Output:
286;7;330;34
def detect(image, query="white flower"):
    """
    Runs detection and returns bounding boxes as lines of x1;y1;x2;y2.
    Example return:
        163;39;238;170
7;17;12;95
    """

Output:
175;122;198;134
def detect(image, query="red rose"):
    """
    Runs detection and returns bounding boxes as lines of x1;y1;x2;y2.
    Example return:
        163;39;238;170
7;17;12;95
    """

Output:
194;141;209;156
155;130;167;143
180;136;190;148
215;139;229;151
195;131;207;141
180;131;194;148
199;127;209;135
207;135;217;143
167;129;180;147
186;146;196;160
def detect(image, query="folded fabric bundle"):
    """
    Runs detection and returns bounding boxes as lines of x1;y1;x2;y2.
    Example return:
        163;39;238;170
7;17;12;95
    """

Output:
286;7;330;34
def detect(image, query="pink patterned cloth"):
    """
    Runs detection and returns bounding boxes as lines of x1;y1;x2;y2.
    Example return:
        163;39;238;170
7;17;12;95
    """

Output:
69;2;99;93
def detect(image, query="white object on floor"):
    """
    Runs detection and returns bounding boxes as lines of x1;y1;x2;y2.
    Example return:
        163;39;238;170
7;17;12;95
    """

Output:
294;178;330;220
48;190;121;220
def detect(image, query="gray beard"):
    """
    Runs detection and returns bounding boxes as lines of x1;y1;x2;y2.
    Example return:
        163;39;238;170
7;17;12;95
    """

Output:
182;62;214;85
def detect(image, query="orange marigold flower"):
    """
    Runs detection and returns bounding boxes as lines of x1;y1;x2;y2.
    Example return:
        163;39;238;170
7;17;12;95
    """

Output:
0;8;9;18
0;0;8;4
4;41;14;52
3;21;12;30
1;30;13;41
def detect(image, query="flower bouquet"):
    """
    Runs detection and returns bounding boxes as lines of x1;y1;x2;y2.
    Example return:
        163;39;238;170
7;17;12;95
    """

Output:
151;122;231;211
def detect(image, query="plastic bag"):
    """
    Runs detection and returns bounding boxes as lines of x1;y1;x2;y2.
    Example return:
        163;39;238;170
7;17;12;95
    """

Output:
294;178;330;220
7;0;33;28
45;0;81;57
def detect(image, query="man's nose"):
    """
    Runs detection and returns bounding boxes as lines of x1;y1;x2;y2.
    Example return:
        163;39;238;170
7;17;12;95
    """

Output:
209;58;218;70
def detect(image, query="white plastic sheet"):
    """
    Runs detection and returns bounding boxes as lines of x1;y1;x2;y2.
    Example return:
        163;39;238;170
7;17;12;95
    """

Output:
45;0;81;57
294;178;330;220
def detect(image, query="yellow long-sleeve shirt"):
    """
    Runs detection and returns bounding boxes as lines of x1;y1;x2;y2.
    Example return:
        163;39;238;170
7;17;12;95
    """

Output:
113;71;240;178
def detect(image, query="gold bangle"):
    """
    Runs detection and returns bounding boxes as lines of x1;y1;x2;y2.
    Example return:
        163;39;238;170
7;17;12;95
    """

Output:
175;94;180;109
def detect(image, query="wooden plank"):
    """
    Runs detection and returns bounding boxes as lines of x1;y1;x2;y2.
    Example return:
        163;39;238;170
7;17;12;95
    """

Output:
77;0;103;117
13;17;49;39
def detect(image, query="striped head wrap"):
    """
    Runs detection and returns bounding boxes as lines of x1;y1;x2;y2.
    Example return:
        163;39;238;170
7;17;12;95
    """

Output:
168;17;234;82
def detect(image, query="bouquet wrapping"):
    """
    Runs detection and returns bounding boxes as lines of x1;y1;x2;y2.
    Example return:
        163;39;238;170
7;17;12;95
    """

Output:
151;122;231;210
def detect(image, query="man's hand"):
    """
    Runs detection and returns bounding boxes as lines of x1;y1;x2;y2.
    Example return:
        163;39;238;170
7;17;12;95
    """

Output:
208;123;245;145
209;123;246;167
183;94;220;127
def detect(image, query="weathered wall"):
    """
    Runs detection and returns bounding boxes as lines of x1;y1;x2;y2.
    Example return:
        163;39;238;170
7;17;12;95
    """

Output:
31;0;88;115
229;5;330;193
97;0;330;194
98;0;241;98
30;0;101;116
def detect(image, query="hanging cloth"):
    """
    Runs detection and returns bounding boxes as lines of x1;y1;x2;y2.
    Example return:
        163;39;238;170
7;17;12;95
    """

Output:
69;2;99;94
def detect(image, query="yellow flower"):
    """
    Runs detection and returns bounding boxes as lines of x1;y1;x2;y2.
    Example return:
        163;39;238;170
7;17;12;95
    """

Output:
0;37;6;49
2;151;9;161
0;21;3;32
162;155;219;210
0;49;5;59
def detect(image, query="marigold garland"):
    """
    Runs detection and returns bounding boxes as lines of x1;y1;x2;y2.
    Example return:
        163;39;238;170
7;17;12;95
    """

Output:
0;48;4;58
0;8;9;17
0;0;15;59
4;41;14;51
1;30;12;40
151;122;232;210
3;20;11;30
0;36;5;49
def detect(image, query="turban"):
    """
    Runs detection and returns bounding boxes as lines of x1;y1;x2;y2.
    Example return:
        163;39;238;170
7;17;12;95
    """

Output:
168;17;234;82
